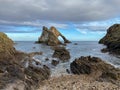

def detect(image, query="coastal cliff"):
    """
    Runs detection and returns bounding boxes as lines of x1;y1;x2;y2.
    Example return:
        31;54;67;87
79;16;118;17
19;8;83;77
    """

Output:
99;24;120;54
0;32;50;90
37;26;71;46
0;32;120;90
0;32;15;58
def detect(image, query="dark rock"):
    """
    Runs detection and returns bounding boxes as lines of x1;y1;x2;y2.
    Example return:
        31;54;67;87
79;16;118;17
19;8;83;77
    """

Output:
45;58;49;61
0;32;51;90
35;61;41;65
70;56;120;83
52;47;70;61
25;65;50;82
101;48;109;53
51;60;59;66
66;69;70;74
33;47;36;49
6;65;25;80
24;65;50;89
74;43;78;45
36;26;71;46
99;24;120;54
28;52;43;57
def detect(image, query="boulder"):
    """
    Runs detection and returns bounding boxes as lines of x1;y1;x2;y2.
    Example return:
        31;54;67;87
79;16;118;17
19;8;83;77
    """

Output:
70;56;120;82
99;24;120;54
52;47;70;61
25;65;50;83
36;26;71;46
51;60;59;66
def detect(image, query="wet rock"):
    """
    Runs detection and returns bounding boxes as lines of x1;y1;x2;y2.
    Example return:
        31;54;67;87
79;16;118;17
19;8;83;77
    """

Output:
66;69;70;74
25;65;50;84
45;58;49;61
28;52;43;57
33;47;36;49
74;43;78;45
101;48;109;53
70;56;120;83
36;26;71;46
99;24;120;54
0;32;51;90
35;61;41;65
24;65;50;89
6;65;25;80
51;60;59;66
52;47;70;61
0;59;25;89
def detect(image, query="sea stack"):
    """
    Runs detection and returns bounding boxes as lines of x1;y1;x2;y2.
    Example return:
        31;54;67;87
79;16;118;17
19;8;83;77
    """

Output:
36;26;71;46
99;24;120;54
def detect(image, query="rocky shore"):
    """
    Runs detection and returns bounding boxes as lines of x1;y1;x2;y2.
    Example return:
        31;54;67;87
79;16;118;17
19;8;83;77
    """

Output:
38;56;120;90
38;75;119;90
0;32;50;90
0;24;120;90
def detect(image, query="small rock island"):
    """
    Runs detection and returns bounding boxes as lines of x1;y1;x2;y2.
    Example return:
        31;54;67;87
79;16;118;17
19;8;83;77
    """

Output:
36;26;71;46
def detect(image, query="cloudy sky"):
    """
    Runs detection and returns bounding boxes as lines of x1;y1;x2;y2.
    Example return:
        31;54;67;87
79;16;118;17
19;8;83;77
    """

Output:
0;0;120;41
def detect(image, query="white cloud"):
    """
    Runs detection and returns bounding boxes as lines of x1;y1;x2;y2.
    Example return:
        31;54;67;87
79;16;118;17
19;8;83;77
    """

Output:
0;0;120;34
0;0;120;23
76;29;87;34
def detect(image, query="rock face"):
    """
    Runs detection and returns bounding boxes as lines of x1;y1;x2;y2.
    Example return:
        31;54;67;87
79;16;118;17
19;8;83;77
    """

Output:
52;47;70;61
0;32;15;58
70;56;120;84
37;26;71;46
99;24;120;54
0;33;51;90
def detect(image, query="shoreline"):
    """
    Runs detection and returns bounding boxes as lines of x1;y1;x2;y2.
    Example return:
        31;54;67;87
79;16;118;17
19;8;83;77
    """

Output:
0;32;120;90
38;74;120;90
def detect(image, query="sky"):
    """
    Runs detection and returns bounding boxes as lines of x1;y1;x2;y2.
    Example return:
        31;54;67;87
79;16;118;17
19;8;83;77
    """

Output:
0;0;120;41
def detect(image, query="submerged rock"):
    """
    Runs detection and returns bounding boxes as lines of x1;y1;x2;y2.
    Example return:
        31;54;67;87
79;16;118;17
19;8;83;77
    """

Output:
36;26;71;46
51;60;59;66
70;56;120;84
52;47;70;61
74;43;78;45
99;24;120;54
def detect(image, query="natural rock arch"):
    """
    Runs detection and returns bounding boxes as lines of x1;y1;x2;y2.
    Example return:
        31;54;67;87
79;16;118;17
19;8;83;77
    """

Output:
37;26;71;46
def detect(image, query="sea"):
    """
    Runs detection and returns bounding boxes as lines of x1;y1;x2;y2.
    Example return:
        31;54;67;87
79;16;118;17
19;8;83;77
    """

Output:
14;41;120;77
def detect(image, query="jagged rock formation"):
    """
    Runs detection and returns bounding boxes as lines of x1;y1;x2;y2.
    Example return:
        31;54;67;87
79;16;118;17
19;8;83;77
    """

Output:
0;32;50;90
99;24;120;54
0;32;15;58
51;60;59;66
37;26;71;46
52;47;70;61
70;56;120;85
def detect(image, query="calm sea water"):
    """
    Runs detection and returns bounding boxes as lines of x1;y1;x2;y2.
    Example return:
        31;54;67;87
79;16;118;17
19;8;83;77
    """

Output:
14;41;120;76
